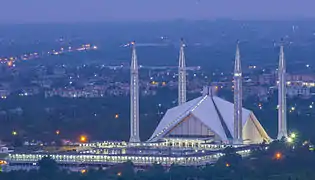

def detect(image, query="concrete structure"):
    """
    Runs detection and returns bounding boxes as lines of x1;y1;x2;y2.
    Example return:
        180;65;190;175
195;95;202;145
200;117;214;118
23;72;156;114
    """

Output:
178;38;187;105
148;87;270;144
277;45;288;139
5;143;254;169
129;42;140;143
234;42;243;144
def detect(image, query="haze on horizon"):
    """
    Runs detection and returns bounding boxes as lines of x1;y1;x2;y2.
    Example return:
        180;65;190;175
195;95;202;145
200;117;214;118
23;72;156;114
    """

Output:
0;0;315;23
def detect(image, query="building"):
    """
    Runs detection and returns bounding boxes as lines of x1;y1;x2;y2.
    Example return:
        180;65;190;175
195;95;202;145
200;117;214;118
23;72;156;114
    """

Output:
148;87;270;144
287;73;315;82
258;73;276;85
287;85;311;98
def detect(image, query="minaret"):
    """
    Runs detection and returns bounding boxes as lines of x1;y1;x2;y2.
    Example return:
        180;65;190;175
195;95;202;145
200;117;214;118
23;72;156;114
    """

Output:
178;38;187;105
277;44;288;140
129;42;140;143
233;42;243;144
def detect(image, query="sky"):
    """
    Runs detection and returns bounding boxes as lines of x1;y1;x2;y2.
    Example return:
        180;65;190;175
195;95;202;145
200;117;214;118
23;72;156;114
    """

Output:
0;0;315;23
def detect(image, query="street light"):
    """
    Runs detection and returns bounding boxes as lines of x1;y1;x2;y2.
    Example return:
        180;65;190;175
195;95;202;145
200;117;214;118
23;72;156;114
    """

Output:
80;135;88;143
287;137;293;143
274;152;282;160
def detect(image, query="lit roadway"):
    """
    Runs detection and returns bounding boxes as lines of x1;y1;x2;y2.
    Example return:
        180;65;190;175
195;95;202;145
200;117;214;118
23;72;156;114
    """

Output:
0;44;98;67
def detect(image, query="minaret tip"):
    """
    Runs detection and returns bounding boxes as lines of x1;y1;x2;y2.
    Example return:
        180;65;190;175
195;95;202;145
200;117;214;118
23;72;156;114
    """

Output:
279;43;285;70
279;38;285;49
131;41;136;48
234;42;241;73
180;38;185;47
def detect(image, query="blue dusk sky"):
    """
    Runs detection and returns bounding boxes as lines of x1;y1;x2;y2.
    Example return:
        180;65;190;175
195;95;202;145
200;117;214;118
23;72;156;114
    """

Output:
0;0;314;23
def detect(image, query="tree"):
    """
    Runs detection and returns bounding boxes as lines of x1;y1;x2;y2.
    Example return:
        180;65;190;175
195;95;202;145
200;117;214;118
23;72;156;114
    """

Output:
106;160;135;180
137;163;167;180
38;156;59;177
214;147;244;179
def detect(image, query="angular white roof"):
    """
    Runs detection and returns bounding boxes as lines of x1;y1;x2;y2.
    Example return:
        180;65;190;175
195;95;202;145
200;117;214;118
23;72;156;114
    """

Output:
148;95;270;143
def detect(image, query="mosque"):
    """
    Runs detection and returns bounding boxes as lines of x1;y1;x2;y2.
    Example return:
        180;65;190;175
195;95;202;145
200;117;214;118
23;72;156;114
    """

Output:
129;40;275;145
3;39;289;169
148;90;270;144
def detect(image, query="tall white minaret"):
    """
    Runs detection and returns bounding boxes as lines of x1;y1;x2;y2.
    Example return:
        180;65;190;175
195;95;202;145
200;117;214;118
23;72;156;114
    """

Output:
178;38;187;105
129;42;140;143
277;44;288;140
233;42;243;144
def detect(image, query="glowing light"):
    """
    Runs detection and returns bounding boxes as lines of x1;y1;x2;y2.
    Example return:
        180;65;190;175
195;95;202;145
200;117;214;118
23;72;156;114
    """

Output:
225;163;230;167
117;172;122;176
302;141;309;146
291;107;295;111
12;131;17;136
274;152;282;160
80;135;87;143
56;130;60;135
81;169;87;174
115;114;119;119
287;137;293;143
310;105;313;109
0;160;7;165
7;61;13;67
290;133;296;139
162;82;166;86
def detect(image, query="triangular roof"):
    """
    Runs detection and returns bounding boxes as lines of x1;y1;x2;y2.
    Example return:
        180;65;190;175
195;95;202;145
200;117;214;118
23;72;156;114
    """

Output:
148;95;270;143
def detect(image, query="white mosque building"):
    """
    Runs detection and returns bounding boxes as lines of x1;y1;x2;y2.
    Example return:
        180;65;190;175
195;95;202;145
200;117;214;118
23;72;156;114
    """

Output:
148;88;270;144
145;40;272;145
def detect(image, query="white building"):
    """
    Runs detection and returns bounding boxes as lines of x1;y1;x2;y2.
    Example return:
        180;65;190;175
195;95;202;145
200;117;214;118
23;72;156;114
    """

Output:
148;91;270;144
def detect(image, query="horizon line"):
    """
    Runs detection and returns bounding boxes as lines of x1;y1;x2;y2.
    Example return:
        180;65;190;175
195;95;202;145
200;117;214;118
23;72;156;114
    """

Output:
1;17;315;25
